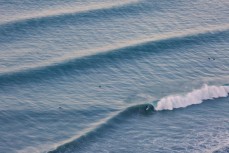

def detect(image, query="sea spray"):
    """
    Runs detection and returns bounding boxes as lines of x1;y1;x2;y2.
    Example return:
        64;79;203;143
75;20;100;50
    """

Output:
155;84;229;110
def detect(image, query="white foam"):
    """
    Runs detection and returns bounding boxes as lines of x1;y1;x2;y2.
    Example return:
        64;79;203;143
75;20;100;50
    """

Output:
155;84;229;111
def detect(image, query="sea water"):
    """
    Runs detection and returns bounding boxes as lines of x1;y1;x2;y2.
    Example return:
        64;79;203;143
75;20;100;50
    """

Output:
0;0;229;153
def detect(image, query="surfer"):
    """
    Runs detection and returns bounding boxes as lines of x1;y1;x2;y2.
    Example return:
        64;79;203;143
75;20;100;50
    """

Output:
145;104;154;111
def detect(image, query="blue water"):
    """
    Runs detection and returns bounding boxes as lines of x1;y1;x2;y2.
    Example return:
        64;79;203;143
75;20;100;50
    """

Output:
0;1;229;153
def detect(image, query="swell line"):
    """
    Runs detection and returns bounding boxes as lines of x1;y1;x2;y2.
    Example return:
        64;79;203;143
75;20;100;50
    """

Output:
48;103;154;153
1;0;139;25
0;25;229;86
48;84;229;153
0;0;141;42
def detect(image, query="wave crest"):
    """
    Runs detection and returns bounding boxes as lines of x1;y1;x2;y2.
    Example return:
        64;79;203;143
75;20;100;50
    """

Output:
154;85;229;111
48;85;229;152
1;0;139;25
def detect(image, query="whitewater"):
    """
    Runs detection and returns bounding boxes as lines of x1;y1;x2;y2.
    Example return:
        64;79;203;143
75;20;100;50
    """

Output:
0;0;229;153
155;85;229;110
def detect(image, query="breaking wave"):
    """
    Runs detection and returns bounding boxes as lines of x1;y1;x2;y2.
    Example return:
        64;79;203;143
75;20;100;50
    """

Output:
48;84;229;153
154;85;229;111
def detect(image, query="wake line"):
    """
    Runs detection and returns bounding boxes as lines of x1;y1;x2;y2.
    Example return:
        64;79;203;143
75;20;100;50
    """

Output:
0;25;229;85
154;85;229;111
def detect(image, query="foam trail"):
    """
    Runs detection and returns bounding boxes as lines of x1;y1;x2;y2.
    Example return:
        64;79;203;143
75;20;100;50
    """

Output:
155;85;229;111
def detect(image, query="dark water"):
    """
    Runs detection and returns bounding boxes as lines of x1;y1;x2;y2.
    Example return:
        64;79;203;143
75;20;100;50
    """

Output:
0;0;229;153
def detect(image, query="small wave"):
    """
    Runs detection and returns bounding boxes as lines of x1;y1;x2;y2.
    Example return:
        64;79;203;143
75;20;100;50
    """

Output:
0;0;140;41
154;85;229;111
0;25;229;86
1;0;139;25
48;104;154;153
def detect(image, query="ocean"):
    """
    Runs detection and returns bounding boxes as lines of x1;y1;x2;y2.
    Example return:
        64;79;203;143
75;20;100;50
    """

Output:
0;0;229;153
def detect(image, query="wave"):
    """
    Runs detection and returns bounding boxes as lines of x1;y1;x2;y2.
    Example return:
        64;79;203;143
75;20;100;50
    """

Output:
1;0;139;25
0;0;142;41
48;84;229;153
153;84;229;111
0;25;229;86
48;103;154;153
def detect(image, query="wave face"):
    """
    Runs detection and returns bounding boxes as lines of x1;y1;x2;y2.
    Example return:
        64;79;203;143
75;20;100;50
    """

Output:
48;104;154;153
49;92;229;153
154;85;229;110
